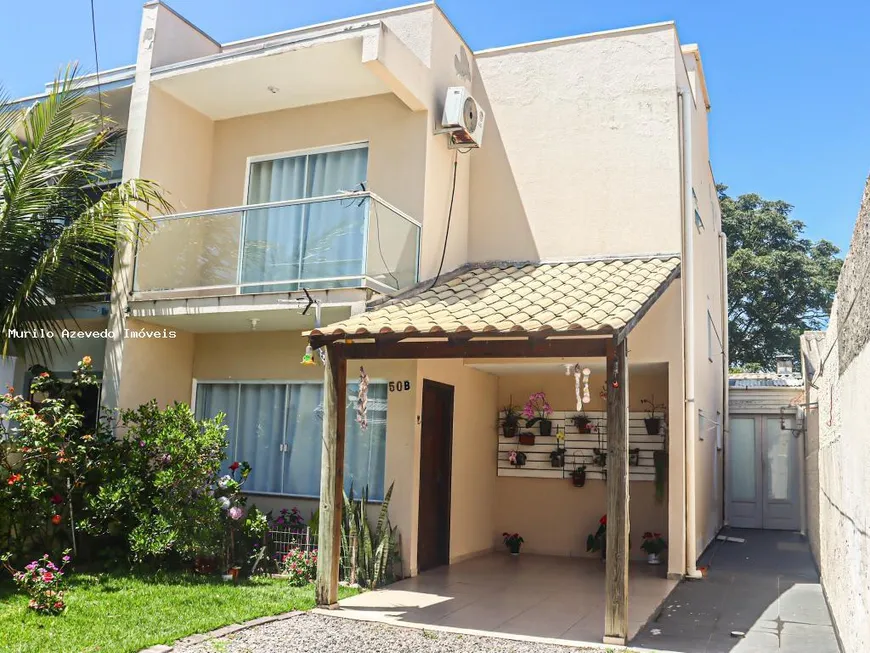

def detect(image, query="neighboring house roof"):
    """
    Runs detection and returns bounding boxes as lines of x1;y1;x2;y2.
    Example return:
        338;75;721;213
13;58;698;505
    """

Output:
309;255;680;338
729;373;803;388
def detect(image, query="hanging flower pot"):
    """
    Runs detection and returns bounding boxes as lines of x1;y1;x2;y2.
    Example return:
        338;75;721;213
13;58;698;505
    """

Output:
550;449;566;468
644;417;662;435
503;423;519;438
572;415;592;432
571;466;587;487
519;432;536;446
538;419;553;436
508;450;527;467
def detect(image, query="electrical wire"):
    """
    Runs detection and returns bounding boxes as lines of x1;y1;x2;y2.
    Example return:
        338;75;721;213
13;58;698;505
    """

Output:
89;0;104;124
427;150;459;292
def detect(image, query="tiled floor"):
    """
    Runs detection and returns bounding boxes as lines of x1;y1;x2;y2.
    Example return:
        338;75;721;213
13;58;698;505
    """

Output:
631;529;840;652
331;553;677;645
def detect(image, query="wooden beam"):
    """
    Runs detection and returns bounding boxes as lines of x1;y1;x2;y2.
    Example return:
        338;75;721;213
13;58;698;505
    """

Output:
315;344;347;607
327;337;608;360
604;337;630;645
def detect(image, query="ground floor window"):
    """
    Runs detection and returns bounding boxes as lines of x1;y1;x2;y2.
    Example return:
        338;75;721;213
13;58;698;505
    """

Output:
194;380;387;500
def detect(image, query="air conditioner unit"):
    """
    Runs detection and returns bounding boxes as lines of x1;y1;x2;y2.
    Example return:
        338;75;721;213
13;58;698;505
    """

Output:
440;86;485;148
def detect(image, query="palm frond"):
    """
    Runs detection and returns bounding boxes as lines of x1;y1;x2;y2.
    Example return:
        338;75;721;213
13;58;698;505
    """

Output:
0;65;171;361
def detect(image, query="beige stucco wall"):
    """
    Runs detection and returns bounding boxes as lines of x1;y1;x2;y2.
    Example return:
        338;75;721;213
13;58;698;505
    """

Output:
494;369;669;560
679;47;727;560
116;319;194;409
191;330;419;575
469;24;683;262
413;360;499;571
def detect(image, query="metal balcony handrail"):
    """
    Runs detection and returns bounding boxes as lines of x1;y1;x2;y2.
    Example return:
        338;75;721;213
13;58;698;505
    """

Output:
150;190;421;228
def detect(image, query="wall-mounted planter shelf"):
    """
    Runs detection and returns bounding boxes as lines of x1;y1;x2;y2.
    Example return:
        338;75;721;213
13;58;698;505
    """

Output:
497;411;666;481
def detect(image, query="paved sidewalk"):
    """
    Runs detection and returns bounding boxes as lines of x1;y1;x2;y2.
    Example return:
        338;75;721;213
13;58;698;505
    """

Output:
631;529;840;652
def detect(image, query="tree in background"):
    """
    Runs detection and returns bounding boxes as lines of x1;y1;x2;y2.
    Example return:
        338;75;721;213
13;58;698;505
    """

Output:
720;184;842;370
0;66;169;362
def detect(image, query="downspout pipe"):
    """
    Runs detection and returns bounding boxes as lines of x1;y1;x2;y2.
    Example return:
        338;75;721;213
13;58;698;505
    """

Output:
679;87;702;579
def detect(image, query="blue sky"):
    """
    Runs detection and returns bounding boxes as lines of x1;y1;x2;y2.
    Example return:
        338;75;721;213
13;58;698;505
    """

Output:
2;0;868;252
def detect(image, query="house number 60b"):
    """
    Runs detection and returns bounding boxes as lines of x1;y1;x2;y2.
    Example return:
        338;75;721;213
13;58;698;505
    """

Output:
388;381;411;392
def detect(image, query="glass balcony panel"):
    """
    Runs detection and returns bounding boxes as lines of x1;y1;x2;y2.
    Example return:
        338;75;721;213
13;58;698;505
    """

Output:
133;193;419;298
135;212;241;297
366;199;420;292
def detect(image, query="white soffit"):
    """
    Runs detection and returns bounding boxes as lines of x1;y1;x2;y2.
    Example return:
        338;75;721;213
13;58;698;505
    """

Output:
466;360;668;375
152;38;389;120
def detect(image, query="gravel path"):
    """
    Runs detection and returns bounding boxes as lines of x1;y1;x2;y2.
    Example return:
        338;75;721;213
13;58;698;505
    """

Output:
174;612;605;653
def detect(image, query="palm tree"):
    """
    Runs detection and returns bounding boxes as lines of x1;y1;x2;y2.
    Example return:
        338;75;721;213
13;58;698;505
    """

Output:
0;67;170;362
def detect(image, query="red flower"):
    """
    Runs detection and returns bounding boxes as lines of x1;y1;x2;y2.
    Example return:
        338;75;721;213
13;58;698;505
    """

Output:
599;515;607;525
39;372;50;378
229;461;240;471
7;473;22;486
42;571;54;582
51;515;62;526
50;494;64;505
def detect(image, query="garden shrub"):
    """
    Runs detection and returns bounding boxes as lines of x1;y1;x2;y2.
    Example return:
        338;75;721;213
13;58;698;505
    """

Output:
82;401;228;563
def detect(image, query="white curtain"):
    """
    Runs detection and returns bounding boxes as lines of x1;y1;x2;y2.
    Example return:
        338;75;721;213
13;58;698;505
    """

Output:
301;148;368;286
195;381;387;499
242;156;306;292
241;147;368;293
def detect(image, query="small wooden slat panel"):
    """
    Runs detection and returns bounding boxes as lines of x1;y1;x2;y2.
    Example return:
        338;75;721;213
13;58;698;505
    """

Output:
497;411;665;481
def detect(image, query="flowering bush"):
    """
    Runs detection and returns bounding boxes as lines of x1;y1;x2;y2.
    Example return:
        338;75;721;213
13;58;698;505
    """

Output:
2;550;71;614
522;392;552;425
0;357;111;559
271;507;305;529
281;547;317;586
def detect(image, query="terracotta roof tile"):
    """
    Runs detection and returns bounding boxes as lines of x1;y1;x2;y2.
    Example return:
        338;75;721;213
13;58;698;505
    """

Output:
309;256;680;338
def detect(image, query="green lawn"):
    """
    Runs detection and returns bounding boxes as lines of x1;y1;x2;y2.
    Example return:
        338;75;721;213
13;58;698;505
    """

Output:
0;572;358;653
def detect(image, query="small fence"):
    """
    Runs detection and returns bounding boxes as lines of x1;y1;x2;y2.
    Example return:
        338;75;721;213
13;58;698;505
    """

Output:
265;525;356;582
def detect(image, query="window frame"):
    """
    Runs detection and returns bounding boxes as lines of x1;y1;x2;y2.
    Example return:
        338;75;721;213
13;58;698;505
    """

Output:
191;377;387;501
242;141;370;205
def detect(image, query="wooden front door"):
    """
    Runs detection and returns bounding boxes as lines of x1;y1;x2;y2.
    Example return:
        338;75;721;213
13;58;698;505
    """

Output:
417;380;455;572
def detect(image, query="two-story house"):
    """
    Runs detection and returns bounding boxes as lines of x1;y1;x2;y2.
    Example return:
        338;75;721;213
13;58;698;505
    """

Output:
11;1;727;645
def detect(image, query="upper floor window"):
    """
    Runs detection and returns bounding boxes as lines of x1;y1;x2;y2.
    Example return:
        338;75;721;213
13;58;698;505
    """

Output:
693;189;704;233
241;144;369;292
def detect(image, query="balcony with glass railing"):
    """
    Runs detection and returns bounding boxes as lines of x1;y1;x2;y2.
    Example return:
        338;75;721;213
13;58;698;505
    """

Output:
132;191;421;300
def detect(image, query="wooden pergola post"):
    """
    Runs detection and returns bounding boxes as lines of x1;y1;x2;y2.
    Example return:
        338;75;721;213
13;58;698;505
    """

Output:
604;336;630;645
315;344;346;607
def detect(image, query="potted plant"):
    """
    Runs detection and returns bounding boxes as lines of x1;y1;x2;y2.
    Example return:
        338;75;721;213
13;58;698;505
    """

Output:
571;465;587;487
586;514;607;560
508;450;527;467
500;400;522;438
518;431;536;446
640;397;667;435
550;429;566;467
592;448;607;468
503;532;524;555
572;412;594;433
640;532;666;565
523;392;553;436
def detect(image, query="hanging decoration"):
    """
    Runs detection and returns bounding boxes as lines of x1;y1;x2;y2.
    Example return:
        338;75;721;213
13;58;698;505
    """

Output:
356;366;370;430
612;354;620;389
301;344;316;366
565;364;594;411
582;367;591;404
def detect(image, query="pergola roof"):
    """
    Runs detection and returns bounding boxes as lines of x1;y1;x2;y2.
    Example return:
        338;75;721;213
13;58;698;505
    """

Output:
309;255;680;342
